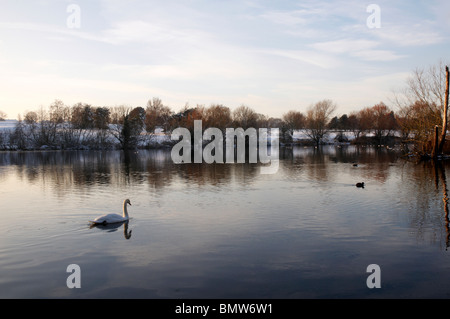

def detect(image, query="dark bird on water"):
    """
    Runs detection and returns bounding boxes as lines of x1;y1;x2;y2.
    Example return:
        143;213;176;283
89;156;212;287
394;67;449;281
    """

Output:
352;163;358;167
356;182;364;188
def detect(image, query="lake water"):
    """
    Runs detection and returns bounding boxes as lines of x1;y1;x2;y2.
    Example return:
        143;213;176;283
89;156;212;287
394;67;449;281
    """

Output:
1;145;450;299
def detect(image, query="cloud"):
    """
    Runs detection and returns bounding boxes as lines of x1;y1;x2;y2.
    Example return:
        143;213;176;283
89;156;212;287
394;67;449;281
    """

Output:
256;2;359;39
99;19;212;46
259;10;309;26
310;39;378;54
375;24;444;47
351;50;405;61
261;49;340;69
310;38;405;61
0;21;108;44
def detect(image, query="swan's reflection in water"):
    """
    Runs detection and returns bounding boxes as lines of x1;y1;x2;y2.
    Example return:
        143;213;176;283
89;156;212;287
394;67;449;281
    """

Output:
89;220;132;240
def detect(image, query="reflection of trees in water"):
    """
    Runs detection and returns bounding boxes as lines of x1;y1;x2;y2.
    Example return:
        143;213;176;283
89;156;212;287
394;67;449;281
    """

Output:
2;146;398;192
176;163;229;187
172;162;260;189
402;160;450;250
408;162;437;221
281;145;400;183
281;146;329;182
0;146;407;190
0;150;261;195
356;147;400;184
2;147;450;248
71;151;112;186
120;150;147;185
281;146;450;250
0;151;115;195
303;147;329;182
435;162;450;250
145;150;175;190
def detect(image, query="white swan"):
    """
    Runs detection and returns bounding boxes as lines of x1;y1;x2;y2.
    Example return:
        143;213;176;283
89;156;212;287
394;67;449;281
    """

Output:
90;199;132;225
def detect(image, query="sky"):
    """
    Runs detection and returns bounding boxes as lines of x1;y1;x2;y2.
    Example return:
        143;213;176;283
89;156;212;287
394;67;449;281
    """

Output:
0;0;449;119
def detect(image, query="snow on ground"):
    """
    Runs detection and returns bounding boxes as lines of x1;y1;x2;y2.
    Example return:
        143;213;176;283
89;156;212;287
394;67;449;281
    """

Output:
0;120;400;150
292;130;356;143
0;120;17;131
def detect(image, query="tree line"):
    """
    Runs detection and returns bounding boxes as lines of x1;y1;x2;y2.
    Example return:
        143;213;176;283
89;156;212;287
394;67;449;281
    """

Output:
0;97;399;150
0;61;448;155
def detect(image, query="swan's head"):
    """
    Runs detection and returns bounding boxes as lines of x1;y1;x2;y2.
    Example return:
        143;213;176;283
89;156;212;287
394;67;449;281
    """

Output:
125;199;132;206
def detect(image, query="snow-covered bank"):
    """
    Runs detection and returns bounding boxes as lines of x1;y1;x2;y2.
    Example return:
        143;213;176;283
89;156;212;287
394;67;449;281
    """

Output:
0;120;172;150
0;120;402;151
0;120;18;130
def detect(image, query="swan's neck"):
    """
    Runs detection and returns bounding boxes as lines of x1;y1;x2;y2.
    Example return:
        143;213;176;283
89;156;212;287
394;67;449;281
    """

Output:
123;202;129;218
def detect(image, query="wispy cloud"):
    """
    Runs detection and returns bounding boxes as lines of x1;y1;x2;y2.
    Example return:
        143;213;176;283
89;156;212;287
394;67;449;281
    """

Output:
375;24;444;47
100;20;212;46
351;50;405;62
261;49;340;69
310;39;378;54
310;39;405;61
259;10;309;26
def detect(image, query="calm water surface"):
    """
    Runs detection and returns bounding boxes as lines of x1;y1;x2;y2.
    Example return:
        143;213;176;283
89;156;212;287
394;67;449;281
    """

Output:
1;145;450;298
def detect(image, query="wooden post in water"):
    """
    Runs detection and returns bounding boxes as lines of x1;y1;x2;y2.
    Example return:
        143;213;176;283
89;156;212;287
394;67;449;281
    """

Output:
437;66;450;154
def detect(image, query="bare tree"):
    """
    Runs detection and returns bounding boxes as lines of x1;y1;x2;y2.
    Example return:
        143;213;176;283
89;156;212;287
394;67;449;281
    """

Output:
145;98;173;133
49;99;69;124
232;105;258;129
24;111;38;124
398;100;440;154
305;99;337;146
10;114;28;149
0;110;7;121
394;61;449;156
403;61;448;110
256;113;269;128
110;105;131;124
358;102;397;145
267;117;284;128
347;112;363;140
25;105;59;147
282;110;305;143
203;104;232;131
